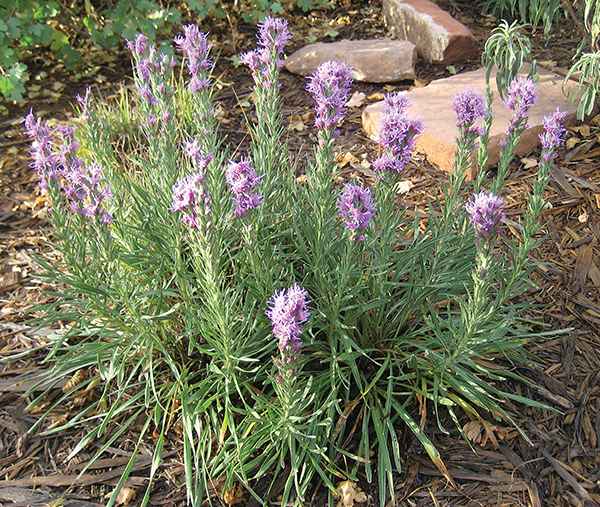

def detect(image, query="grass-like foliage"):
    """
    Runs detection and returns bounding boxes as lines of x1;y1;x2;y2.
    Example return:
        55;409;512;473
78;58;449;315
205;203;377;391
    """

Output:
22;18;567;507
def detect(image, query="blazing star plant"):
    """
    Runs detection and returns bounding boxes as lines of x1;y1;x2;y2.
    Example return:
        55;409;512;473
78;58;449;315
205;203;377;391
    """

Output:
24;20;569;507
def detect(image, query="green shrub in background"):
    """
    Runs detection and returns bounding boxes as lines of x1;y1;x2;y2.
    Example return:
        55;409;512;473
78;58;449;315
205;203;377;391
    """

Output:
0;0;329;102
480;0;600;119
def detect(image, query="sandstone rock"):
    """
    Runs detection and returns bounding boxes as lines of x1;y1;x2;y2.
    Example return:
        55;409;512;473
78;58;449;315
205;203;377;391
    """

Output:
383;0;478;64
284;39;417;83
362;64;581;174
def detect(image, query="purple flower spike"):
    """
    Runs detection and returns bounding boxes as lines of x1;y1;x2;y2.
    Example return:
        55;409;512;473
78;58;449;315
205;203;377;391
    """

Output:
451;86;489;135
372;92;424;173
171;172;211;228
539;108;568;152
175;25;214;92
503;77;538;117
257;16;292;54
226;157;265;217
338;183;376;240
465;192;505;241
266;284;310;383
76;87;92;123
307;60;354;132
501;77;538;145
127;33;149;56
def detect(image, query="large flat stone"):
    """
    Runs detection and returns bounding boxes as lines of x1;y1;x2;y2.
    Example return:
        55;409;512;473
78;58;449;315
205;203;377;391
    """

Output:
383;0;478;63
362;64;581;174
284;39;417;83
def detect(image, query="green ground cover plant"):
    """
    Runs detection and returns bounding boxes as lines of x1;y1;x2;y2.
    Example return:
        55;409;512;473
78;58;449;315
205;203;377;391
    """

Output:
20;18;568;507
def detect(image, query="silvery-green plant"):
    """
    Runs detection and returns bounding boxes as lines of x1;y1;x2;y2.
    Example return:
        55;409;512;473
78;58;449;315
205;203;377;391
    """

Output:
22;17;569;507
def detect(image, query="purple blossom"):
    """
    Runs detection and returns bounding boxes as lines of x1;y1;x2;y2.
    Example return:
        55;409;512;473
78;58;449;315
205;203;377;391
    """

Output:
539;108;568;157
257;16;292;54
372;92;424;173
24;112;114;221
128;34;175;127
174;25;214;92
171;172;211;228
501;77;538;145
240;16;290;74
307;60;354;132
266;284;310;383
465;192;505;241
338;183;376;241
451;86;489;137
126;33;149;56
76;87;92;123
226;158;264;217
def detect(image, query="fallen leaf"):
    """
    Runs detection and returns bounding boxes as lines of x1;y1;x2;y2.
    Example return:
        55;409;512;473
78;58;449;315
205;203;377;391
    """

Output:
346;91;366;108
289;115;306;131
383;84;397;92
338;151;359;168
62;370;85;393
335;480;368;507
566;137;580;150
222;482;245;506
115;487;136;506
520;157;538;169
367;92;384;101
463;420;483;443
570;125;591;137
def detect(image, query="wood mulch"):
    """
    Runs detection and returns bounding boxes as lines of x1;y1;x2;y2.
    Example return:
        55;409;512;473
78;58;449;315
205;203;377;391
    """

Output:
1;0;600;505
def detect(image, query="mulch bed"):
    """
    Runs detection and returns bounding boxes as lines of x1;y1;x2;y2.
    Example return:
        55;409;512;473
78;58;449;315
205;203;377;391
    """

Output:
1;1;600;505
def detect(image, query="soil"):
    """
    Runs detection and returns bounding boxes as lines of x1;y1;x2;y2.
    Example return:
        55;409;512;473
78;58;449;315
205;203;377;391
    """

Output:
1;1;600;506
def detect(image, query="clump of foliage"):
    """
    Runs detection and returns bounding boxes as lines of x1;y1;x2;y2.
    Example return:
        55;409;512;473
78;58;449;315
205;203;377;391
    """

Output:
0;0;328;101
22;18;565;507
480;0;600;119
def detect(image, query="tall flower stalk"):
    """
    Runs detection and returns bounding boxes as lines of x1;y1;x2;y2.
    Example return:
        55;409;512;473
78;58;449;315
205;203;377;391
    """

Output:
306;61;354;193
451;86;490;181
175;24;218;154
447;192;506;363
241;16;292;180
491;76;538;194
127;33;178;188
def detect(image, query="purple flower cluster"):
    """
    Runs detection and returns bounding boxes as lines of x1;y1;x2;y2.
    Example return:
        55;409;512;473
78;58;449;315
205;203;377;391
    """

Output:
372;92;424;173
465;192;505;241
240;16;292;71
170;171;212;228
127;33;176;129
338;183;376;241
76;87;92;123
265;284;310;383
226;158;265;217
451;86;489;137
24;112;114;223
539;108;568;162
306;60;354;133
501;77;538;145
175;25;214;93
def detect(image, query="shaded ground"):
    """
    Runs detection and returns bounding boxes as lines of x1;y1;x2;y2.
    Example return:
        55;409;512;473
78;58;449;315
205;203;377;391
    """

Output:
1;1;600;506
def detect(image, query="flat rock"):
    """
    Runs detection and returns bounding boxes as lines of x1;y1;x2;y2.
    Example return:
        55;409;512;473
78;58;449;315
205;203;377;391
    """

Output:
362;64;581;174
284;39;417;83
383;0;478;63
